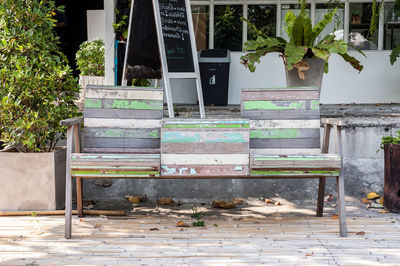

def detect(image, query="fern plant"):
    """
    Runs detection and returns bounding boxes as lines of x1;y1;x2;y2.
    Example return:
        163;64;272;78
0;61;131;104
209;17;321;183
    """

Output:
241;0;364;79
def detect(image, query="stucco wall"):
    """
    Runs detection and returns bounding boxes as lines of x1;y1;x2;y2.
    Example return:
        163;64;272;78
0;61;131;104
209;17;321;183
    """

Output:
169;51;400;105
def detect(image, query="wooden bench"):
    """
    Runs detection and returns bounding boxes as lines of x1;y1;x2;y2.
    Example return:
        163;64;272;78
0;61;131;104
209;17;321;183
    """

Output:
62;86;347;238
241;87;346;236
61;85;164;239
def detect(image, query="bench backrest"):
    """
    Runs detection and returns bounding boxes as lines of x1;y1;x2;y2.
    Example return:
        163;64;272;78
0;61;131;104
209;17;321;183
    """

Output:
160;119;250;176
241;87;320;155
82;85;164;153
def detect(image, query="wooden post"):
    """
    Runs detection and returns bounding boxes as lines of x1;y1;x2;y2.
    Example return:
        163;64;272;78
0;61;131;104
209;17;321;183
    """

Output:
384;144;400;212
65;126;73;239
317;122;331;217
335;125;347;237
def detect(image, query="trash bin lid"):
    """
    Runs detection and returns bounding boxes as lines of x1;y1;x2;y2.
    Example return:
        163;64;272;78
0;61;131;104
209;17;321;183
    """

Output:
198;49;231;63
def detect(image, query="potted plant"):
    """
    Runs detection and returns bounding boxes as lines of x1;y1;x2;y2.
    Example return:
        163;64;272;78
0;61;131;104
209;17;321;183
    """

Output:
0;0;80;210
75;38;105;108
379;130;400;213
240;0;364;90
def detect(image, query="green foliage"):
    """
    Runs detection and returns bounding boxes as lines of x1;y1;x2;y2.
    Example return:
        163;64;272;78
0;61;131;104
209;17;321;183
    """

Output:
379;130;400;150
132;79;151;87
0;0;80;152
113;0;131;40
75;39;105;76
241;0;364;78
390;45;400;65
215;5;243;51
191;206;205;227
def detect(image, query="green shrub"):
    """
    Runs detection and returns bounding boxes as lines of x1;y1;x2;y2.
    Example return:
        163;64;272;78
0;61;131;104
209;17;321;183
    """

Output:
0;0;80;152
75;39;105;76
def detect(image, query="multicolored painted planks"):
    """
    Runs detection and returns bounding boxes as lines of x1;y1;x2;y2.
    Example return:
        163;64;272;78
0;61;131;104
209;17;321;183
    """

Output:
161;119;250;177
241;87;321;151
82;85;164;153
70;153;160;178
250;154;341;177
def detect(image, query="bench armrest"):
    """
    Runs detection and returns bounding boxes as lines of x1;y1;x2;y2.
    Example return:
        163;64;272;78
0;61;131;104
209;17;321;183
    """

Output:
60;117;84;127
321;118;344;127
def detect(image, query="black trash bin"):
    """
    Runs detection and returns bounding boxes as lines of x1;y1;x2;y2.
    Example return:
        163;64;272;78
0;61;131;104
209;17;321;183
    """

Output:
198;49;231;106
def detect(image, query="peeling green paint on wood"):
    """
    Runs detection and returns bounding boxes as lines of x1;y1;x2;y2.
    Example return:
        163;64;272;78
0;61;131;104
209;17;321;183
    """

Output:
250;129;299;139
85;98;163;110
311;100;319;110
161;132;247;143
251;170;340;175
243;101;306;111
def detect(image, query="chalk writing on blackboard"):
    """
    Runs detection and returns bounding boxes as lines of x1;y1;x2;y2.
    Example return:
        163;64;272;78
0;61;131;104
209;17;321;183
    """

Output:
158;0;194;73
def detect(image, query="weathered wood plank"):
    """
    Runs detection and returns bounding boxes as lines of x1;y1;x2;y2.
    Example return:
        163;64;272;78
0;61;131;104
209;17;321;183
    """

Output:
162;142;249;154
81;147;160;154
162;119;250;129
82;137;160;149
85;98;163;110
250;170;340;177
85;118;161;129
250;128;319;139
250;138;320;149
250;120;320;129
161;131;249;143
161;154;249;165
242;110;320;120
86;87;163;100
241;89;319;101
250;148;321;155
84;108;163;119
242;100;319;111
161;164;249;177
84;128;160;139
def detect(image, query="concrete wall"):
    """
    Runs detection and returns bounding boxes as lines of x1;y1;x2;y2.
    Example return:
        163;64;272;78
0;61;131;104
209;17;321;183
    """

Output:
169;51;400;105
82;107;398;202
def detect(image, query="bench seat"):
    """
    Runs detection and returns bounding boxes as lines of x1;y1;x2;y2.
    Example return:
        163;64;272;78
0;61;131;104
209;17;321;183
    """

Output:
250;153;341;177
70;153;160;178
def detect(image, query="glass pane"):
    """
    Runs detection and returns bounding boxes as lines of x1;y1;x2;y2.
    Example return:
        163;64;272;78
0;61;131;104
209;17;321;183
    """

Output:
348;3;378;50
214;5;243;51
315;3;344;43
280;4;310;41
384;2;400;50
247;5;277;40
191;5;209;51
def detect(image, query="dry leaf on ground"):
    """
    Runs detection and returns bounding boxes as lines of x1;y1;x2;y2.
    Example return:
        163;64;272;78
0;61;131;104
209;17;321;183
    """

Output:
232;198;243;205
361;198;369;204
177;221;190;227
367;192;380;200
378;210;389;214
149;228;159;231
212;200;236;209
324;193;334;202
331;214;339;220
356;231;365;236
264;198;273;204
158;197;180;206
128;196;141;203
83;204;94;210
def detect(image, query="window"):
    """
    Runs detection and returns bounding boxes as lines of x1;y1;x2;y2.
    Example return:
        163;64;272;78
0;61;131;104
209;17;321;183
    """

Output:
349;3;378;50
384;2;400;50
214;5;243;51
315;3;344;42
192;5;209;51
190;0;398;52
247;5;277;40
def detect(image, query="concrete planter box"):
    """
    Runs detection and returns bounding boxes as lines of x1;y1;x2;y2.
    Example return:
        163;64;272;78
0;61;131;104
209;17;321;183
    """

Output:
0;148;66;211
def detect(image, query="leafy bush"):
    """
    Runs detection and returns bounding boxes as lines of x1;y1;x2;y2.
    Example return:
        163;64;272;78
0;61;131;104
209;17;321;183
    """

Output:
380;130;400;150
241;0;364;79
75;39;105;76
0;0;80;152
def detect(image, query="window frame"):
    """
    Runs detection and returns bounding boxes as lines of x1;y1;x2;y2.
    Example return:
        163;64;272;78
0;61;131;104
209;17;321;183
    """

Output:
191;0;397;51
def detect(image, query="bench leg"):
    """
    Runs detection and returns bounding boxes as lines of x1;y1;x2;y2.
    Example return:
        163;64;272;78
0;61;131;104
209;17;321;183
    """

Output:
337;174;347;237
65;127;73;239
316;177;326;217
76;177;83;218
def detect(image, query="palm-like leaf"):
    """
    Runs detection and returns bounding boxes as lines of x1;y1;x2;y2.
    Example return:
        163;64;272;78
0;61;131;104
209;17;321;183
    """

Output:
390;45;400;65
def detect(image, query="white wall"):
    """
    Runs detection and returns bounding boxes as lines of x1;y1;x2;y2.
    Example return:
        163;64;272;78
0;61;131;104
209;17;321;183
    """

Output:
169;50;400;104
87;10;105;41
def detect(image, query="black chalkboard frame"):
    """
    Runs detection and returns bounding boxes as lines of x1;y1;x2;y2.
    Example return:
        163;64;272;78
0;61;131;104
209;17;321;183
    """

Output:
152;0;205;118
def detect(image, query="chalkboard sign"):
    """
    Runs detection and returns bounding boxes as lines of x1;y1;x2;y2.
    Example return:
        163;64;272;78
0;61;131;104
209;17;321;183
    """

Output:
158;0;195;73
125;0;162;80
